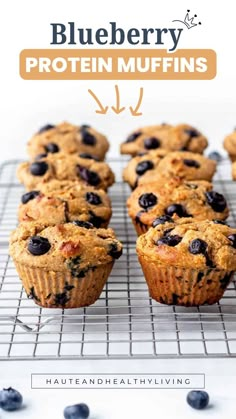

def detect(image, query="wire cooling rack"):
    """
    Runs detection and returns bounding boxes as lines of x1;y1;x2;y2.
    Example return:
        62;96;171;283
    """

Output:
1;158;236;360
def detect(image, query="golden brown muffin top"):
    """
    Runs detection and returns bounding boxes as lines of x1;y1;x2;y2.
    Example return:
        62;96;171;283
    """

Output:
18;180;112;228
137;218;236;270
10;222;122;273
120;123;208;156
127;177;229;227
17;152;115;191
27;121;109;161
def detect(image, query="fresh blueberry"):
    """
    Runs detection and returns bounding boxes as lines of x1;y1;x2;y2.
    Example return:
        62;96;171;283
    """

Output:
64;403;90;419
79;153;99;161
183;159;200;168
0;387;23;411
157;234;182;246
45;142;59;153
144;137;160;150
85;191;102;205
80;124;91;129
28;236;51;255
187;390;209;410
108;242;123;259
77;166;101;186
135;160;154;176
208;151;222;162
228;234;236;248
152;215;173;227
184;128;199;138
30;161;48;176
138;193;158;209
189;238;207;255
72;220;94;229
125;131;142;143
21;190;40;204
35;153;48;160
38;124;55;134
205;191;227;212
81;129;96;146
165;204;188;217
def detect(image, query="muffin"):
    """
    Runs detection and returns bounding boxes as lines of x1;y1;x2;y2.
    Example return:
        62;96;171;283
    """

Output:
223;129;236;162
17;152;115;191
123;149;168;189
124;151;216;189
27;121;109;161
127;178;229;235
120;123;208;156
137;218;236;306
9;222;122;308
18;180;112;228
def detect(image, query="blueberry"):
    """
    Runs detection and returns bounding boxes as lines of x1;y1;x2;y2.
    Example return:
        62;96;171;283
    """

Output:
0;387;23;411
35;153;48;160
165;204;188;217
88;211;104;228
28;236;51;255
64;403;90;419
189;238;207;255
77;166;101;186
205;191;227;212
125;131;142;143
21;190;40;204
183;159;200;168
135;160;154;176
187;390;209;410
38;124;55;134
152;215;173;227
108;242;123;259
144;137;160;150
85;191;102;205
228;234;236;248
157;234;182;246
138;193;158;209
72;220;94;229
45;142;59;153
208;151;222;162
79;153;99;161
184;128;199;138
80;124;91;129
55;292;70;306
30;161;48;176
81;129;96;146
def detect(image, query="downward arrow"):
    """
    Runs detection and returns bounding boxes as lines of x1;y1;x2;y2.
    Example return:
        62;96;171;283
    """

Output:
88;89;108;114
111;85;125;114
130;87;143;116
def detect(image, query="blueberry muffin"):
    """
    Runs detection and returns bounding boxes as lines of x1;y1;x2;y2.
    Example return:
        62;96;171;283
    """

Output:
18;180;112;228
143;151;216;183
17;152;115;191
27;121;109;161
9;222;122;308
223;129;236;162
137;218;236;306
123;149;168;189
120;123;208;156
127;178;229;235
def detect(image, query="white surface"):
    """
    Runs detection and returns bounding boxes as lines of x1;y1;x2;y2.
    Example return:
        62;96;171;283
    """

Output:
1;0;236;418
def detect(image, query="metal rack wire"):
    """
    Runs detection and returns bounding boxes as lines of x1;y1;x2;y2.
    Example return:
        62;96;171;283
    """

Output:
1;158;236;360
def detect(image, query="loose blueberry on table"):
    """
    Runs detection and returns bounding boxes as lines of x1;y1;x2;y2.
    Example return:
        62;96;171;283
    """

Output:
64;403;90;419
0;387;23;411
186;390;209;410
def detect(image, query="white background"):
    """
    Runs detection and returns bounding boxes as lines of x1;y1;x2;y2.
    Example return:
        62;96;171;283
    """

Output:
1;0;236;418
